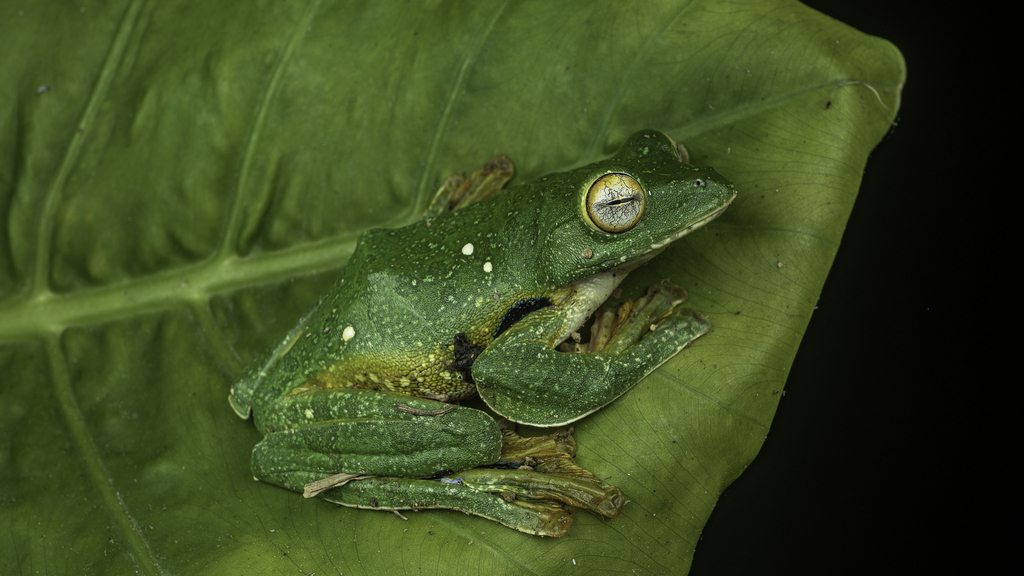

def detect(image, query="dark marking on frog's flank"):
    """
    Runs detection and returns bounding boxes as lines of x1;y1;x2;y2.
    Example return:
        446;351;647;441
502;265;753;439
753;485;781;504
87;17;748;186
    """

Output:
430;469;455;479
368;497;379;508
451;333;484;384
493;297;552;339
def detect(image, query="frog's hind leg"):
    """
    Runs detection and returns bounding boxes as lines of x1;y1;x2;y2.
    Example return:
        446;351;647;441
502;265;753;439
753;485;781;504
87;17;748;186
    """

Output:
425;154;514;217
250;390;501;493
250;389;579;536
315;474;576;537
305;427;616;537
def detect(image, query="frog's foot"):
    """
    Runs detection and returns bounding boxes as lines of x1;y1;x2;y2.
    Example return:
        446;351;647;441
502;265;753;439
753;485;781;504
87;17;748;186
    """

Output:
559;280;707;355
459;428;625;519
425;154;515;218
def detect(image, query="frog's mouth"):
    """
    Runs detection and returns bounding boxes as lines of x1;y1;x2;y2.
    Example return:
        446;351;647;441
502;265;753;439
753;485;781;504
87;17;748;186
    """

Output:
649;189;737;252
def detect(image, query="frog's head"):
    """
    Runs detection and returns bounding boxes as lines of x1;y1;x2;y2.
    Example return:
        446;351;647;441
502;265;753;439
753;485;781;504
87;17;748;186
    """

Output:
537;129;736;286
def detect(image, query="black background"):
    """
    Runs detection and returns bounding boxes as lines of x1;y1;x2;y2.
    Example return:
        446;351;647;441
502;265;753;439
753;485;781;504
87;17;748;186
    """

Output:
690;1;998;573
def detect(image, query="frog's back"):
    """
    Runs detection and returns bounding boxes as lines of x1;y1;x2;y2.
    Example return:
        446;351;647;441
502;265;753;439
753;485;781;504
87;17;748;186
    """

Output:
247;212;515;411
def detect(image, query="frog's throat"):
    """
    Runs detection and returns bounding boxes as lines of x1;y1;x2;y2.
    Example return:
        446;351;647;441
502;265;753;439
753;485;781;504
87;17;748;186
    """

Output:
556;265;634;345
556;230;683;345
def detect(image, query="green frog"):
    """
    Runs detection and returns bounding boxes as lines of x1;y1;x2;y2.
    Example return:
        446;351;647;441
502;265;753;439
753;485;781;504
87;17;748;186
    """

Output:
229;129;736;536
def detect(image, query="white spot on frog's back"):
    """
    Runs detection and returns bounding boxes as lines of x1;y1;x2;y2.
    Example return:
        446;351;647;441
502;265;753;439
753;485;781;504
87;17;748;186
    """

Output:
483;261;492;273
304;409;314;420
462;243;474;256
343;326;355;341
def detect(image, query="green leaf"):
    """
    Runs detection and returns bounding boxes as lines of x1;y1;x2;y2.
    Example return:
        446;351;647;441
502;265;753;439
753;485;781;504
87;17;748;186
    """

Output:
0;0;903;574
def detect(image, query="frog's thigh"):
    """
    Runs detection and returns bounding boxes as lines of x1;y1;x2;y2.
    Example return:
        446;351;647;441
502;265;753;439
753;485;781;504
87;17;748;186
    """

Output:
251;390;500;491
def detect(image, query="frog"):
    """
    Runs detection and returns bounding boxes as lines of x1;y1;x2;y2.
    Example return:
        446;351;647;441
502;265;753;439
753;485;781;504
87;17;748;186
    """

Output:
228;129;736;537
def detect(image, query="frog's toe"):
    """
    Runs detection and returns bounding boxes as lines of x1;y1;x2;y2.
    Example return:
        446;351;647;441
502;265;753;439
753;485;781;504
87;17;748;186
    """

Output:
575;280;694;354
449;428;626;519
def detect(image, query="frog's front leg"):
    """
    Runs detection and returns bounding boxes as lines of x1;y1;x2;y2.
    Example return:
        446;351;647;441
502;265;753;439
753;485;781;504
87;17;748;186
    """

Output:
474;282;710;427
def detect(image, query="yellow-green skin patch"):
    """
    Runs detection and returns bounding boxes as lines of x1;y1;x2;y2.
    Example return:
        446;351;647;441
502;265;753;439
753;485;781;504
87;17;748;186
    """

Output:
298;285;572;401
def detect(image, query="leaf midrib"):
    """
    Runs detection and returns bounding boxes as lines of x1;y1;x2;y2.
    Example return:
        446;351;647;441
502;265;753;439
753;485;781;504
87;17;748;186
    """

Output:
0;235;359;343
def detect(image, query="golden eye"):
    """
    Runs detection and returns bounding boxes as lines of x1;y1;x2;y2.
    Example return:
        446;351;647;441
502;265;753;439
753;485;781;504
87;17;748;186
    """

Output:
584;173;645;233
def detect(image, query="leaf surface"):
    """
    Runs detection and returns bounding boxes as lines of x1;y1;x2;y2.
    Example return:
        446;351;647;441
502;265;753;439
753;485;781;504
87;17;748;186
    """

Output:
0;1;903;574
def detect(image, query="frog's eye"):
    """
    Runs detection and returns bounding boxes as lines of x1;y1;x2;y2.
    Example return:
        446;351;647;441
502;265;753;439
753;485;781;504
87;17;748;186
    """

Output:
584;173;645;233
